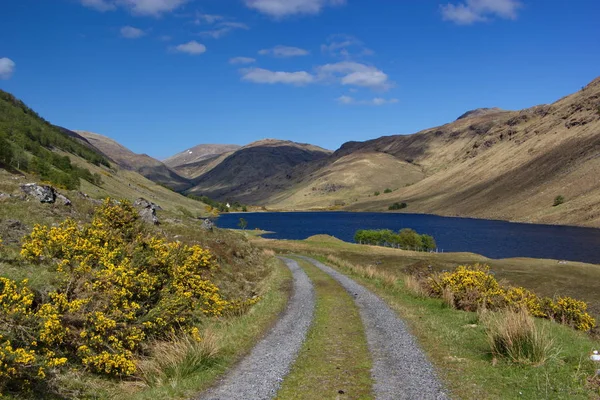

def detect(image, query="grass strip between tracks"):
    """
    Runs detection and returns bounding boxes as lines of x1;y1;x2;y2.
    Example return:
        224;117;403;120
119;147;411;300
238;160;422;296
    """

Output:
276;257;374;400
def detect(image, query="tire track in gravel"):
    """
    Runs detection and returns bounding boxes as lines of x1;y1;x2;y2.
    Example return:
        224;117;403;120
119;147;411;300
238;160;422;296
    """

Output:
299;256;448;400
197;257;315;400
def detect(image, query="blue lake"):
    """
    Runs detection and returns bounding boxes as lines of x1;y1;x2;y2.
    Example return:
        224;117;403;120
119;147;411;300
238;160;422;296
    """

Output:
217;212;600;264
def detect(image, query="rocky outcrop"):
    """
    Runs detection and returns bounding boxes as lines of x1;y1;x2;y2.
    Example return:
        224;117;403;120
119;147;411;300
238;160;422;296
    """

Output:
20;183;56;203
200;218;214;231
20;183;71;205
133;197;160;225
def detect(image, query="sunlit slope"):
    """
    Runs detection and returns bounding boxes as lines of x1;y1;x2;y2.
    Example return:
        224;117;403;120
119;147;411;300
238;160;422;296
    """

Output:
342;77;600;226
266;151;425;209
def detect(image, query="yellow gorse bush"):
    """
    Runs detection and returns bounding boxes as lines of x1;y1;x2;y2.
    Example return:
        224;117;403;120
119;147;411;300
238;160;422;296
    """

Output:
426;264;595;331
1;199;253;392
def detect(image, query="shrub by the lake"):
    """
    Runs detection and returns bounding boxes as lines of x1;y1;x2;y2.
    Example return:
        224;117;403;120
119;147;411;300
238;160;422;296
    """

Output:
388;202;407;210
354;228;436;252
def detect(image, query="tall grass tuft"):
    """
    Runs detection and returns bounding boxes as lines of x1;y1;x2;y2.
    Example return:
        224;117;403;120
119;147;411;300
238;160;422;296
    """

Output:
263;249;276;257
482;308;557;366
441;287;456;309
404;275;428;298
137;330;221;387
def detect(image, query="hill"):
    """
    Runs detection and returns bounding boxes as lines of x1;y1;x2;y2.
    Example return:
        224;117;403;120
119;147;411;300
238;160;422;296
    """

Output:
266;77;600;227
76;130;192;191
0;89;207;216
163;144;241;172
184;139;332;202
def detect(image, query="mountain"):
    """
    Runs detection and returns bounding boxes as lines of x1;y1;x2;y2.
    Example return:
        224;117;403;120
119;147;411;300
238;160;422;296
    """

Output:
163;144;241;174
76;131;192;191
184;139;332;201
266;77;600;227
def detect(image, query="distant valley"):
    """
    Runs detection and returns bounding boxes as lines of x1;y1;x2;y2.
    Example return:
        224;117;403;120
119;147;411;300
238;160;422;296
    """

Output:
5;77;598;228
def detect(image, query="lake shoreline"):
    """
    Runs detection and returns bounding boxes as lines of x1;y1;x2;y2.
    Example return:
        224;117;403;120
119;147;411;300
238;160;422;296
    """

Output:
217;212;600;264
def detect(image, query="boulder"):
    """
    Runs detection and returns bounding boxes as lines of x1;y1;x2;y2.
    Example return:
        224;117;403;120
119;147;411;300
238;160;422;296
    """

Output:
139;207;159;225
134;198;162;210
200;218;214;231
133;197;160;225
20;183;56;203
56;193;72;206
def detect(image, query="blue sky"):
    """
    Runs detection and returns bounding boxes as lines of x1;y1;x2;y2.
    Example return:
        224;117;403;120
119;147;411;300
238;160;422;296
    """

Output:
0;0;598;159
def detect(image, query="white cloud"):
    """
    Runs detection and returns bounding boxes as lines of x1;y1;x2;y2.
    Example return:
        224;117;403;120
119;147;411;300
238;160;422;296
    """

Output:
336;95;398;106
441;0;521;25
199;21;249;38
194;13;224;25
244;0;346;18
317;61;392;90
321;34;373;58
258;45;309;57
238;60;393;91
241;68;315;85
173;40;206;55
80;0;187;16
229;57;256;64
0;58;15;80
120;26;146;38
337;95;354;104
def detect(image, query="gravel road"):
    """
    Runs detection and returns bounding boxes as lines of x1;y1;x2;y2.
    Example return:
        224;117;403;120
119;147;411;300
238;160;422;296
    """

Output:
300;256;448;400
197;257;315;400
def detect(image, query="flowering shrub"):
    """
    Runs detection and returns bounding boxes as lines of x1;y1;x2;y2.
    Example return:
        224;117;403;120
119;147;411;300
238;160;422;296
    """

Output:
427;264;506;311
1;199;254;392
546;296;596;332
424;264;595;331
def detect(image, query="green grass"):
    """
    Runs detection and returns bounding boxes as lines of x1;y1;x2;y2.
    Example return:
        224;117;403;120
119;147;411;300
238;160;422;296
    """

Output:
254;235;600;318
0;183;292;399
122;257;293;400
312;254;600;400
276;257;373;400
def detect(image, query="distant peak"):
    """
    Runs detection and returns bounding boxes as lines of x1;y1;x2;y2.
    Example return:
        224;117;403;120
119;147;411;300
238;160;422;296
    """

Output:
456;107;505;120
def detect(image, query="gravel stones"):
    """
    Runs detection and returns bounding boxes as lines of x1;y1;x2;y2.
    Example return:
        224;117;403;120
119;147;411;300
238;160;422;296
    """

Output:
198;258;315;400
300;256;448;400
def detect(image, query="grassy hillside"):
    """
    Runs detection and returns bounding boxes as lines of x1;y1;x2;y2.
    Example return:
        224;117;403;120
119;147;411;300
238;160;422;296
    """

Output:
0;90;109;190
266;77;600;227
77;130;192;192
185;139;332;202
0;89;207;217
266;151;424;209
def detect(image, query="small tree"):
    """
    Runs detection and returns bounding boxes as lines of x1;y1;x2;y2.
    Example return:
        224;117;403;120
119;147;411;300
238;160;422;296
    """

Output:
238;218;248;230
421;234;436;252
384;188;392;193
553;195;565;207
374;191;380;196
